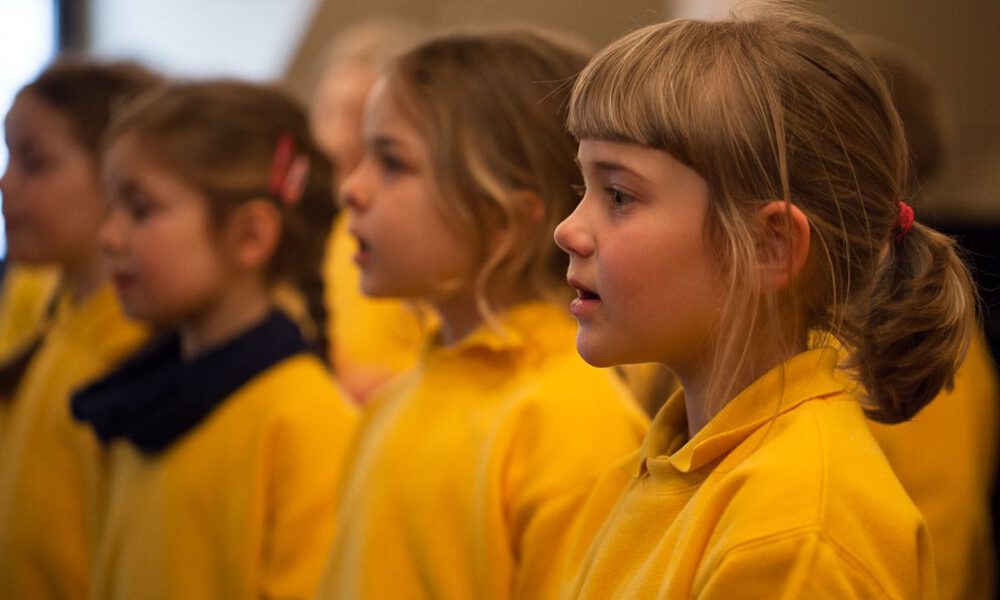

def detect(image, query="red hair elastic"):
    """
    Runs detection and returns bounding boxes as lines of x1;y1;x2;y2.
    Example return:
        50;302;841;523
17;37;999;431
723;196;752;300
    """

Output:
893;200;914;242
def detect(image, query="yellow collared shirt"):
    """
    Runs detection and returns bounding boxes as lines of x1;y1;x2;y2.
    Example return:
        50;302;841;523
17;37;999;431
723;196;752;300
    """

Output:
561;348;937;599
869;331;999;600
89;353;357;600
0;283;147;600
317;302;648;600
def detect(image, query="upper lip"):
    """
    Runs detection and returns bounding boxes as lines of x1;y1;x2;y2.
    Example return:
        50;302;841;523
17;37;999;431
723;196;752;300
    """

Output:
350;228;369;251
567;276;600;299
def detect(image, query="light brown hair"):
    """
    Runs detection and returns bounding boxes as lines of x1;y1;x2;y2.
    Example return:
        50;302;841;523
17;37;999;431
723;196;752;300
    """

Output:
381;27;591;321
568;7;976;423
107;81;337;357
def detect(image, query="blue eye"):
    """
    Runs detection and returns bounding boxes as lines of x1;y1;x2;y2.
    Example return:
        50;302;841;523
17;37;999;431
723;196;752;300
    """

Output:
608;188;634;209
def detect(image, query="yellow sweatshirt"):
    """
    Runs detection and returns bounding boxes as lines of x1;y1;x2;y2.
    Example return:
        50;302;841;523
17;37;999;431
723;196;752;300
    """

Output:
317;302;648;600
560;348;937;599
0;283;146;600
870;331;999;600
324;215;427;400
74;314;358;600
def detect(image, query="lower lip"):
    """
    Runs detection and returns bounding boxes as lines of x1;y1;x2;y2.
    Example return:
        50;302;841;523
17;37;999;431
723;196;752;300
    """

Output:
569;296;601;318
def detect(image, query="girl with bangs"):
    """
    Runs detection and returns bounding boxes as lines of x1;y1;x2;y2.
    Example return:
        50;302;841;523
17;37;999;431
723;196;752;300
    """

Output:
316;28;648;600
553;8;974;599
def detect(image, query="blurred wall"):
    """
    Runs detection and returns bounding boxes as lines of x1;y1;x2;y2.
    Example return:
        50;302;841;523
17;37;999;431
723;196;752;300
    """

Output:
805;0;1000;220
283;0;667;99
90;0;319;81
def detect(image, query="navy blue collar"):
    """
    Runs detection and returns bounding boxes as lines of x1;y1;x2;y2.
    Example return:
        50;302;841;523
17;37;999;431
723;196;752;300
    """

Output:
72;310;309;454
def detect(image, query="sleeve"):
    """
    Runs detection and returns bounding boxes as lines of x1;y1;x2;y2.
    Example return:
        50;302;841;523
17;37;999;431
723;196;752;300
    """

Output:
695;530;914;600
505;372;647;600
260;385;358;600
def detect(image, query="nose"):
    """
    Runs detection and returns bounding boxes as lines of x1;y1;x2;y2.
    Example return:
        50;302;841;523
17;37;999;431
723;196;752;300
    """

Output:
0;166;13;211
553;201;594;258
338;160;370;213
98;207;126;256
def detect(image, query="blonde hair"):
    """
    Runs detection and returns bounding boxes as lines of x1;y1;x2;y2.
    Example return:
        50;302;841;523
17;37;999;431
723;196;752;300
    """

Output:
107;81;337;357
568;7;976;423
383;28;591;321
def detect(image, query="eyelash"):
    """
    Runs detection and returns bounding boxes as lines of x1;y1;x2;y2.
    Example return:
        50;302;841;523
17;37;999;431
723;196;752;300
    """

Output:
606;187;635;211
378;152;407;175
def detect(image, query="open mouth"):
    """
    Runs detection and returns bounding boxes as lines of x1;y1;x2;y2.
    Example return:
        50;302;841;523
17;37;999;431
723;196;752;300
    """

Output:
569;277;600;301
352;232;371;266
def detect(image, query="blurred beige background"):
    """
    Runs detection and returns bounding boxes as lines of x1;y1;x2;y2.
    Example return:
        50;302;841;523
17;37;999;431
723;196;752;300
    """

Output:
284;0;999;220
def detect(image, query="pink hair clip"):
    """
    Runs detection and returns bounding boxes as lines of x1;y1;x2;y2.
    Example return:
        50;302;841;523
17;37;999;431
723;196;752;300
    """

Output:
268;133;309;207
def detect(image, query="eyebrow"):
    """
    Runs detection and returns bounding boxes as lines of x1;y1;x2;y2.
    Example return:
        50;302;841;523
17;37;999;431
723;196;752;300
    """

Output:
369;134;402;153
578;157;650;184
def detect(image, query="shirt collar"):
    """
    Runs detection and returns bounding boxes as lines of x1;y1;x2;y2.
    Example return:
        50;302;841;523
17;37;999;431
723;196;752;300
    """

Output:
72;310;309;454
423;301;575;361
640;347;845;476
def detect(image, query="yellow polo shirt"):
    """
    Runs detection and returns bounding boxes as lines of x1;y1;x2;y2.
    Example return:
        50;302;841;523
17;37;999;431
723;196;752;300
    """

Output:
324;215;426;401
870;331;998;600
0;283;146;600
89;353;357;600
561;348;936;599
317;302;648;599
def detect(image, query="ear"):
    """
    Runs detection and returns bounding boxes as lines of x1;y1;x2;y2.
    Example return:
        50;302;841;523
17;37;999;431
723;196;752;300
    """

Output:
223;198;283;270
513;190;545;224
756;200;810;292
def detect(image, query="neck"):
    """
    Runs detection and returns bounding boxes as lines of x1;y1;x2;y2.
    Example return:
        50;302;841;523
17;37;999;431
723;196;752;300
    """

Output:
675;332;807;439
178;279;272;359
431;281;536;347
432;289;484;347
61;247;107;303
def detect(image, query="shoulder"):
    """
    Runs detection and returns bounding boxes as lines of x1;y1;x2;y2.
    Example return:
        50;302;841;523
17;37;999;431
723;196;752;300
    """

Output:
233;353;357;432
511;349;648;442
706;398;928;591
501;351;648;495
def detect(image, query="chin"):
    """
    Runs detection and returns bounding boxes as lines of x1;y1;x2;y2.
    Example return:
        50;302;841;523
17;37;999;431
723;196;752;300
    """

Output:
575;335;623;368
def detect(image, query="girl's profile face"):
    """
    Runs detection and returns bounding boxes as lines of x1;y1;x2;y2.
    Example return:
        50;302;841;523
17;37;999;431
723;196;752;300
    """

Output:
0;92;106;266
554;139;721;375
100;133;240;327
341;78;473;302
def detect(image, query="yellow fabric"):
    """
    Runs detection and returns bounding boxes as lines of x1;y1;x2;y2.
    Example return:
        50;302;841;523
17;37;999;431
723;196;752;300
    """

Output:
0;283;147;600
869;331;999;600
324;214;426;400
317;302;648;600
561;348;937;599
89;353;357;600
0;264;60;360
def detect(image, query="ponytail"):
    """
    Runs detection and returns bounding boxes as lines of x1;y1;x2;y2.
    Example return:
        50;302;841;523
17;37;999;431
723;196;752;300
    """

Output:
846;223;977;423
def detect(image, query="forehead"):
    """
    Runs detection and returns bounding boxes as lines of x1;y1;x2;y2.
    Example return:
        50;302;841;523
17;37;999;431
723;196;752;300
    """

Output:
4;91;79;147
361;78;424;146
